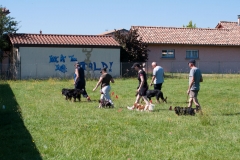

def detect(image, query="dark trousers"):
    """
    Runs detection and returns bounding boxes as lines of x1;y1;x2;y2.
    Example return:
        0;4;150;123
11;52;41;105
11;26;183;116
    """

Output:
154;83;162;90
75;81;88;98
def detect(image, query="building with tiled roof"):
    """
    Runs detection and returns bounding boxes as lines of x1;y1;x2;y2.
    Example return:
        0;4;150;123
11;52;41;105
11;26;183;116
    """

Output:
7;33;121;79
9;33;120;47
132;15;240;74
99;28;129;38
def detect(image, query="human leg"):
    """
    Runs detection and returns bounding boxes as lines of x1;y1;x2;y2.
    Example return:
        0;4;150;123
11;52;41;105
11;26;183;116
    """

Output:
154;83;162;90
101;86;113;107
188;90;201;109
78;82;91;101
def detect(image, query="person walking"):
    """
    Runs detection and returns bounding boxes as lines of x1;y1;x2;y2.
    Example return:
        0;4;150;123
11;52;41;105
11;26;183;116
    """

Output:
93;68;115;107
127;63;151;110
74;62;91;101
149;62;164;90
187;59;203;111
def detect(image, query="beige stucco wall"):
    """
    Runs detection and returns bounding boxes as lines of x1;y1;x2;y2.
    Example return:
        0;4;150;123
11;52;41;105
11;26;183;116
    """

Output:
19;47;120;79
147;44;240;74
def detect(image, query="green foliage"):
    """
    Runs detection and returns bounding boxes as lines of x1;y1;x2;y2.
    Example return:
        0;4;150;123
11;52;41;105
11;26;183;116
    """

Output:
114;29;149;62
183;20;197;28
0;6;19;60
0;76;240;159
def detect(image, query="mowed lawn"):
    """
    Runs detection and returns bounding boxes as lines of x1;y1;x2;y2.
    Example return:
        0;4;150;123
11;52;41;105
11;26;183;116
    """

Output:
0;74;240;160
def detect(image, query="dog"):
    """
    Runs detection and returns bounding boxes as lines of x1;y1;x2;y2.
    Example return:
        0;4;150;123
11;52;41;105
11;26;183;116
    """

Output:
62;88;74;100
98;99;114;108
174;106;196;116
61;88;83;102
146;89;167;103
132;103;155;111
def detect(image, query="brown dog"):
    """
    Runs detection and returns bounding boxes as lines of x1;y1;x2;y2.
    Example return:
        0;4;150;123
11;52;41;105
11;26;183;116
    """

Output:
133;103;154;111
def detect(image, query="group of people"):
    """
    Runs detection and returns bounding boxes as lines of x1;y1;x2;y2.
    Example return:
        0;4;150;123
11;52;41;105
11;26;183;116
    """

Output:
73;59;203;111
74;62;115;107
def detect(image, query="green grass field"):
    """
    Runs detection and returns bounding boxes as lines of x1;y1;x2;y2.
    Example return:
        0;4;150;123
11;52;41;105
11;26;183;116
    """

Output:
0;75;240;160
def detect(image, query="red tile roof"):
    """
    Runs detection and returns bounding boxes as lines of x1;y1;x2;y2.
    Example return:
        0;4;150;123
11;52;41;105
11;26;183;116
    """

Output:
99;28;129;35
9;34;120;47
132;24;240;46
215;21;238;29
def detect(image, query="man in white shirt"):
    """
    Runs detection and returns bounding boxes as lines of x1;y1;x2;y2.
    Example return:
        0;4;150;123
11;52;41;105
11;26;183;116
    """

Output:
150;62;164;90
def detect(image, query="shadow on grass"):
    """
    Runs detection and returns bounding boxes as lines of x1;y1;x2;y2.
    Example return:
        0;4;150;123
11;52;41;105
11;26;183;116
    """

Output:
222;113;240;116
0;83;42;160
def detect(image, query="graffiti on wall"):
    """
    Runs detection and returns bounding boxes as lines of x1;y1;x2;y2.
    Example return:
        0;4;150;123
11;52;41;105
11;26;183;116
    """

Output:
49;49;113;74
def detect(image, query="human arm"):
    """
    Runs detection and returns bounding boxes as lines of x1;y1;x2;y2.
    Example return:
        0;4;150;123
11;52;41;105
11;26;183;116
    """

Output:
150;75;156;86
200;74;203;82
187;77;194;94
137;75;145;92
110;78;114;83
74;68;79;85
93;77;103;91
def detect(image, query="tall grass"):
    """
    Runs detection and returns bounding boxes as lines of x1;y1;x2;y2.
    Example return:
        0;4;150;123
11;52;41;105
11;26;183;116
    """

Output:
0;75;240;160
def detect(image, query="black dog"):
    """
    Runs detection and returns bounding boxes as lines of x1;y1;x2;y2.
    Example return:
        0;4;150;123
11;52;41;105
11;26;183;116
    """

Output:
62;88;83;102
174;106;195;116
62;88;74;100
146;89;167;103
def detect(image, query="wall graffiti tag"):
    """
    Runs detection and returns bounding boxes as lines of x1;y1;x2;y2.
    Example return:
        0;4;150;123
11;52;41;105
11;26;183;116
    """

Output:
68;55;78;62
49;49;114;74
55;64;67;73
60;54;66;62
49;55;59;63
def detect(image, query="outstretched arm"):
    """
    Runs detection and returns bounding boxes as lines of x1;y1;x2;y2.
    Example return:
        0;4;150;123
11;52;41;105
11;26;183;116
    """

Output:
93;77;103;91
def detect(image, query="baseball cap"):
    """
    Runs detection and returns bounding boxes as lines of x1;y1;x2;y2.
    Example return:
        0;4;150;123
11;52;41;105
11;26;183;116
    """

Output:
131;63;141;69
188;59;196;64
100;68;107;73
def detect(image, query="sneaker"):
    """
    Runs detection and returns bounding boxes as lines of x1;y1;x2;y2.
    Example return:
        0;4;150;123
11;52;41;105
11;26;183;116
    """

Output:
87;97;91;102
111;104;114;108
127;106;133;110
196;106;201;112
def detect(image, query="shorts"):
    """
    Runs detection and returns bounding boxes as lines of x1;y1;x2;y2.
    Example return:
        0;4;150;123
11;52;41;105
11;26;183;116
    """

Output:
154;83;162;90
138;86;148;96
189;90;199;98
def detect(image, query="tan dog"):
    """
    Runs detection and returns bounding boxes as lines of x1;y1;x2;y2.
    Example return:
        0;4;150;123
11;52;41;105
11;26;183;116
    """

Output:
133;103;154;111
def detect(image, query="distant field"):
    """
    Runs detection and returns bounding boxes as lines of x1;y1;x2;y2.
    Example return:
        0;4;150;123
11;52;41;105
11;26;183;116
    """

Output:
0;75;240;160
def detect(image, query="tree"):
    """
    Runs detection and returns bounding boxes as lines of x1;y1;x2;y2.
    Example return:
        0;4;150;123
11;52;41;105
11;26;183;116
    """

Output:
0;6;19;61
0;6;19;79
183;20;196;28
114;28;149;62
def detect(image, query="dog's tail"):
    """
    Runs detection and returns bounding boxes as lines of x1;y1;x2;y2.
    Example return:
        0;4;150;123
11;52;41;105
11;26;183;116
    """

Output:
162;97;167;103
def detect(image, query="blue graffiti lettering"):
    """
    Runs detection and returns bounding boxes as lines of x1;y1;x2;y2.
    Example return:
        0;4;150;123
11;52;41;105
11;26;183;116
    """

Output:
49;55;59;63
109;62;113;72
101;62;108;69
69;55;78;62
93;62;101;71
60;54;66;62
88;63;93;70
79;62;86;70
55;64;67;73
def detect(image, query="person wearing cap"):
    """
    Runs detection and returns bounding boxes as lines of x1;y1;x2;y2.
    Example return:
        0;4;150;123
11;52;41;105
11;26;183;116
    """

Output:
127;63;151;110
149;62;164;90
74;62;91;101
93;67;115;107
187;59;203;111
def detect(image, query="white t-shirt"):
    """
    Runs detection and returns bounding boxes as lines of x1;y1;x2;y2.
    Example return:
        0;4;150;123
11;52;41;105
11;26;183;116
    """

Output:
153;66;164;84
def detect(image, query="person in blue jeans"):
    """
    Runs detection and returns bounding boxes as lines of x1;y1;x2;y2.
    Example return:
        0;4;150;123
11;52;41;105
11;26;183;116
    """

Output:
187;59;203;111
74;62;91;101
